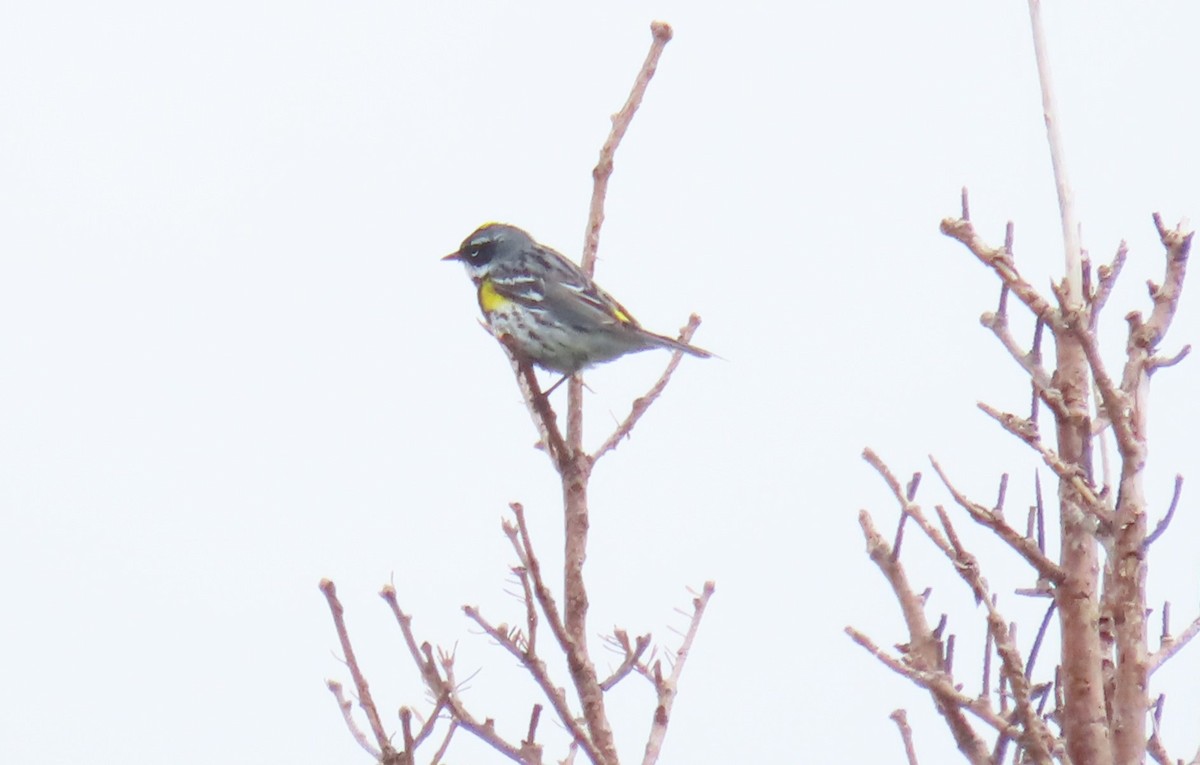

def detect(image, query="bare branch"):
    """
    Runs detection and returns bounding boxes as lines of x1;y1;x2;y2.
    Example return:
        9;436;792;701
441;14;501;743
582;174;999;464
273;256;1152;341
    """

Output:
930;457;1064;585
940;216;1061;326
1034;470;1046;553
863;449;956;558
852;509;993;764
413;697;448;750
430;721;457;765
582;20;674;275
400;708;416;760
1144;474;1183;549
1063;305;1140;460
1147;343;1191;372
976;402;1112;528
1138;213;1193;353
378;587;533;763
326;680;383;760
932;507;1056;763
979;308;1068;419
600;630;652;691
463;605;593;763
890;709;921;765
1147;694;1172;765
1026;601;1057;682
640;582;715;765
1149;613;1200;676
1089;241;1128;331
591;314;703;462
999;220;1014;315
525;705;543;752
506;504;572;651
1027;0;1082;299
846;626;1018;751
320;580;395;758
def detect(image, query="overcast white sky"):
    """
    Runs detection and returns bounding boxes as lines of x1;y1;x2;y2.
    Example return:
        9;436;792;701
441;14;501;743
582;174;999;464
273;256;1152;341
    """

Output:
4;2;1200;763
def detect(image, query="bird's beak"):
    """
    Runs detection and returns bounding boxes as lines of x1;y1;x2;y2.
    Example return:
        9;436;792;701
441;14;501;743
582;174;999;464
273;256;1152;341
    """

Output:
442;251;462;262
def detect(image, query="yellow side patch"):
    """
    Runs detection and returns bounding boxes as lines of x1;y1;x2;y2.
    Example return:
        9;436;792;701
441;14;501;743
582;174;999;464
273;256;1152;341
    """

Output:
612;306;632;324
478;280;511;313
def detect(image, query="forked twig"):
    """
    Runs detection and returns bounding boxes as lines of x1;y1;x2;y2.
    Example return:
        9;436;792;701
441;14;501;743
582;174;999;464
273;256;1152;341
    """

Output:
320;580;393;758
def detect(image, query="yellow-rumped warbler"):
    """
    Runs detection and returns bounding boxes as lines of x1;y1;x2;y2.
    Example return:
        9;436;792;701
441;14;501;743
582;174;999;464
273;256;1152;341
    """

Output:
443;223;711;374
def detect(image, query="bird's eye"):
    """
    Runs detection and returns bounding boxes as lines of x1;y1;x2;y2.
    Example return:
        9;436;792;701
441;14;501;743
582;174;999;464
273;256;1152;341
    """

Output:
466;239;495;263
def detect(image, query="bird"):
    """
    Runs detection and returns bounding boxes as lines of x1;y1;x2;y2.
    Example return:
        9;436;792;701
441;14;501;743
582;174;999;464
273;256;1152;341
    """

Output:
443;223;711;376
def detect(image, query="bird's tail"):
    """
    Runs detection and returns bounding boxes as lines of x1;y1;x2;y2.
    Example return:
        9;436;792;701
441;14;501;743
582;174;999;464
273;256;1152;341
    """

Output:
647;331;713;360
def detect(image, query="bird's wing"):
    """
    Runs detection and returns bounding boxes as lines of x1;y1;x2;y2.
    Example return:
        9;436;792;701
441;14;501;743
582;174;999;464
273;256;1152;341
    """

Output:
540;276;642;330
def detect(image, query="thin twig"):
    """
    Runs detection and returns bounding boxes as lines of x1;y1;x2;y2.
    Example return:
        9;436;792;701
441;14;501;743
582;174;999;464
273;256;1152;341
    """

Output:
940;217;1061;327
929;458;1063;584
591;314;703;462
640;582;715;765
413;697;448;749
1147;694;1172;765
430;720;458;765
325;681;382;759
979;310;1068;419
846;626;1020;745
507;504;573;664
890;709;921;765
400;707;415;759
1025;601;1057;682
852;508;992;764
1144;474;1183;548
525;705;543;749
320;580;394;756
507;504;605;764
378;586;531;763
977;402;1113;528
1149;613;1200;675
600;630;653;690
463;604;596;762
1088;241;1128;331
932;508;1056;763
581;20;674;276
1147;343;1191;372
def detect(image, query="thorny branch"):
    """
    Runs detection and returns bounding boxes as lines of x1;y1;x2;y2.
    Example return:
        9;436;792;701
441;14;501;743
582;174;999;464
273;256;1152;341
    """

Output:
638;582;716;765
323;20;714;765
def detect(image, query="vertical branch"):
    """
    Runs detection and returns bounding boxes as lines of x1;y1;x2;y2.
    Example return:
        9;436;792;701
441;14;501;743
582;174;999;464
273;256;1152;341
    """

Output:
563;22;675;764
581;20;675;276
1107;219;1192;763
1026;3;1109;763
1027;0;1082;300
